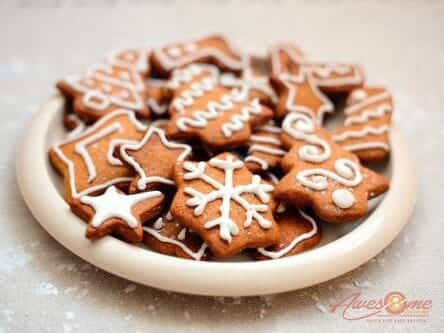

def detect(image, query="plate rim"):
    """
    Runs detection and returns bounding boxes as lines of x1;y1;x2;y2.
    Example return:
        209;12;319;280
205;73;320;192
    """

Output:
16;95;417;296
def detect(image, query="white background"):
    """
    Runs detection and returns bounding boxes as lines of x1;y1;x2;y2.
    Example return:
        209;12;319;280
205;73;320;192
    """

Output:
1;1;443;332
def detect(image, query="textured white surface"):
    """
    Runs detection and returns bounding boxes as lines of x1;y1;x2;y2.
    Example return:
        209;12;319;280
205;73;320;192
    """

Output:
1;1;443;332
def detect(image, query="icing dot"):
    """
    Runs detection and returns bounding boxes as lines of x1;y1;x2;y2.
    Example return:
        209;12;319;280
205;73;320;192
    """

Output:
294;119;313;133
350;89;367;103
332;189;355;209
167;47;182;58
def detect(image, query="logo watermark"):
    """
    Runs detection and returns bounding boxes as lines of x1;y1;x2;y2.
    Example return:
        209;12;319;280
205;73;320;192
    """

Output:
329;291;432;322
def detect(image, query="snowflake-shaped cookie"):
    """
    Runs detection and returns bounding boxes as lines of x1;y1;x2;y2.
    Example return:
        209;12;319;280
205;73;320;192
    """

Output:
171;153;279;257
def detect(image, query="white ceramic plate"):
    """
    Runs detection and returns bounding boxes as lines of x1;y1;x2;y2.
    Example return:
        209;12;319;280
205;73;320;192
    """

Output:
16;95;416;296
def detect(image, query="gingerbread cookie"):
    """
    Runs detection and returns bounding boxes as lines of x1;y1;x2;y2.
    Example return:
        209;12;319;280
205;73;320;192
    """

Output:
49;110;147;204
145;78;171;117
166;68;273;149
332;87;393;162
270;43;365;93
171;152;279;257
120;127;192;192
244;121;286;173
71;186;164;243
255;208;321;260
271;71;334;123
57;52;150;122
150;35;245;77
275;113;389;223
143;211;209;260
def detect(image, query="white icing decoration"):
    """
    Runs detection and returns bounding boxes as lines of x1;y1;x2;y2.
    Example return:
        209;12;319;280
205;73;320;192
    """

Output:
244;156;268;170
349;89;368;103
257;209;318;259
220;67;278;104
172;77;217;113
167;46;182;58
296;158;362;191
221;98;262;137
175;83;264;138
143;225;208;261
80;186;162;229
147;98;168;115
182;155;273;243
344;104;392;126
168;64;219;90
332;125;389;142
248;145;286;156
245;130;286;170
154;37;246;71
106;48;149;74
270;44;364;88
342;142;390;152
66;114;86;139
120;127;192;190
74;123;121;182
64;71;145;112
345;91;391;116
332;189;355;209
52;110;147;199
282;113;331;163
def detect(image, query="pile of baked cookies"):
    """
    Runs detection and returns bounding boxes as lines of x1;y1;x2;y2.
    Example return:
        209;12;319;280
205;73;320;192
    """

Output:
49;35;392;260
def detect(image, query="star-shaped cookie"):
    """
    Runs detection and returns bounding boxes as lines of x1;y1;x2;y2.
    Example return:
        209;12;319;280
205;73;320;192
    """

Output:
71;186;164;242
48;110;147;204
120;127;192;192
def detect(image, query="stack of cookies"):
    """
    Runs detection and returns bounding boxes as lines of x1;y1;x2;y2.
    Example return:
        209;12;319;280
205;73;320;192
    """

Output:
49;35;392;260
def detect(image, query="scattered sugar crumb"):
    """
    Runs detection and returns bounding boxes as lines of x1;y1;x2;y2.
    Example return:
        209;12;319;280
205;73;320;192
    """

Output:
0;310;14;322
64;286;78;295
0;245;32;274
35;282;59;296
65;312;75;320
124;284;137;294
261;295;275;307
353;280;374;289
339;283;356;290
62;323;72;333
